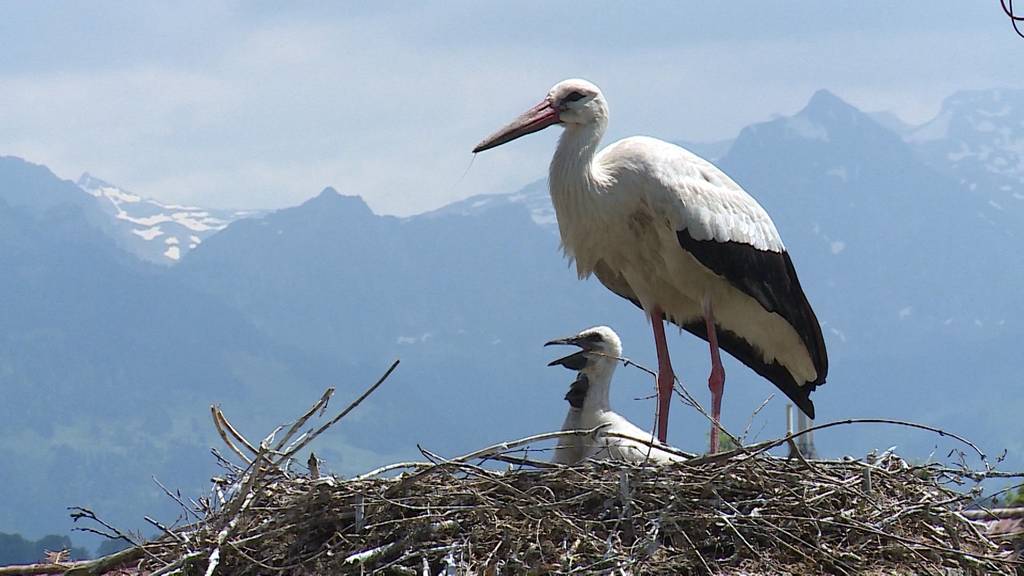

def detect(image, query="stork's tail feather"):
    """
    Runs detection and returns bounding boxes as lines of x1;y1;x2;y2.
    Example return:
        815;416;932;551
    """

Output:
681;320;818;419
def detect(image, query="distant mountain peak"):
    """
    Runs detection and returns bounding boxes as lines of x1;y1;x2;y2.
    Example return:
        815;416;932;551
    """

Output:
297;187;375;219
798;89;867;128
805;89;847;110
77;172;115;190
734;90;868;146
77;173;143;203
721;87;918;188
309;186;369;206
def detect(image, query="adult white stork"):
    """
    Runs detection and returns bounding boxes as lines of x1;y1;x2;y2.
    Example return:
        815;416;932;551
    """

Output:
547;326;683;464
474;79;827;453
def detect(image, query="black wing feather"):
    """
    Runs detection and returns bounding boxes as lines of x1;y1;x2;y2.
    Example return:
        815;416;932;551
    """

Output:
676;229;828;388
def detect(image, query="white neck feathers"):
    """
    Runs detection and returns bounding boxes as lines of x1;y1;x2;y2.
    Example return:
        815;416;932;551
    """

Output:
580;358;616;414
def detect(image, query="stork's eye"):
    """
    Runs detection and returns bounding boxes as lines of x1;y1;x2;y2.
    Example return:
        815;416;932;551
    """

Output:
564;91;587;103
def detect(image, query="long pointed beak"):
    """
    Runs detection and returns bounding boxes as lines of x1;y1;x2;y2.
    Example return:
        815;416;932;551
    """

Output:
545;335;589;371
473;100;560;153
544;336;579;347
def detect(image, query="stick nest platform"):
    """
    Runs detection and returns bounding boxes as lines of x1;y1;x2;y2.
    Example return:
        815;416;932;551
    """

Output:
22;361;1022;575
130;450;1022;575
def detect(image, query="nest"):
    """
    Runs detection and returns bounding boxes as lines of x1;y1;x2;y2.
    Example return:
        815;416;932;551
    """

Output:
134;453;1023;575
11;361;1023;576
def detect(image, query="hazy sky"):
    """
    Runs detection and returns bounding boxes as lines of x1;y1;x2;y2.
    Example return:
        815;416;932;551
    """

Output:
1;2;1021;215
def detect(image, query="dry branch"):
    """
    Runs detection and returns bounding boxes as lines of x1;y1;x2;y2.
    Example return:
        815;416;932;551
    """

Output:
0;545;146;576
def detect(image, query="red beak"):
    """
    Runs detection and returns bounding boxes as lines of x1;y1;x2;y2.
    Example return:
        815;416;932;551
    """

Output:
472;100;561;153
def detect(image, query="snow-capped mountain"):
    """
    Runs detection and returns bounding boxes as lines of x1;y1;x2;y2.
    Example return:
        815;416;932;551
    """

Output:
76;173;256;263
906;89;1024;221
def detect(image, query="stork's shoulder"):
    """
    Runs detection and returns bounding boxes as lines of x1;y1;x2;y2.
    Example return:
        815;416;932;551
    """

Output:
598;137;783;251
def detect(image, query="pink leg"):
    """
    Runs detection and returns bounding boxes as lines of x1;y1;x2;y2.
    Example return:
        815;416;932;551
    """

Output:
649;306;675;444
703;296;726;453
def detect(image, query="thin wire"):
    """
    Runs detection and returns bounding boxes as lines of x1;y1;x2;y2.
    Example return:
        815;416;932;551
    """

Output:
1001;0;1024;20
1002;0;1024;39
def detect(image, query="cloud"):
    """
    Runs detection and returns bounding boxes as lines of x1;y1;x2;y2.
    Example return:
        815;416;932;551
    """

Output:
0;14;569;214
0;4;1022;215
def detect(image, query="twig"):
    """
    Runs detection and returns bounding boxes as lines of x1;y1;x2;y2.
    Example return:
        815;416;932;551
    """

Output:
740;393;774;443
677;529;713;575
962;507;1024;520
210;406;254;464
67;506;164;566
273;387;335;452
216;405;260;457
152;476;202;522
279;359;400;461
144;515;186;544
148;551;204;576
352;461;435;481
343;520;459;568
601;431;695;460
489;453;562;469
451;425;611;463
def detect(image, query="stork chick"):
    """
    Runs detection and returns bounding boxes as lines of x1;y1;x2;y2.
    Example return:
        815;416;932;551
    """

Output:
547;326;684;465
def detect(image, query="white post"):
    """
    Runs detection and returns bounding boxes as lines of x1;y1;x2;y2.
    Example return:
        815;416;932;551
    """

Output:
796;411;817;459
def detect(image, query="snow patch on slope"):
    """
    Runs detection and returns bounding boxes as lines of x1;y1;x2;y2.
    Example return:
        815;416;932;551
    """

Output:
77;173;255;264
